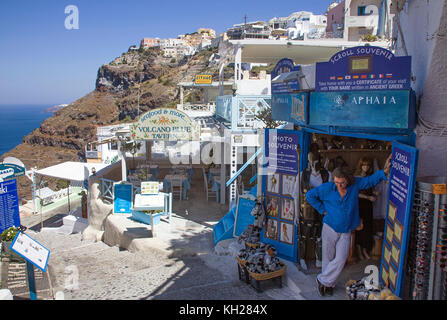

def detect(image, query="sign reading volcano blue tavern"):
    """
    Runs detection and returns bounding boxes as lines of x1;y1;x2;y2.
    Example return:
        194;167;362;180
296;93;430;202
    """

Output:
315;46;411;92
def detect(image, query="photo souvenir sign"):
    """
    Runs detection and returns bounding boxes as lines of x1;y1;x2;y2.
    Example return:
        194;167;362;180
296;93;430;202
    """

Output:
261;129;303;262
380;141;418;297
315;46;411;92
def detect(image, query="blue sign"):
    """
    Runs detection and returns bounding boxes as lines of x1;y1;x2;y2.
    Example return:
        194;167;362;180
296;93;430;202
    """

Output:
261;129;303;262
271;58;301;94
233;197;256;237
309;90;415;130
380;142;418;297
113;183;132;214
272;92;308;125
0;179;21;233
0;163;25;181
315;46;411;92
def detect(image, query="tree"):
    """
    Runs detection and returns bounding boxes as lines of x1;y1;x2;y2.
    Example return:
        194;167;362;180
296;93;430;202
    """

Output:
121;140;142;169
255;106;284;129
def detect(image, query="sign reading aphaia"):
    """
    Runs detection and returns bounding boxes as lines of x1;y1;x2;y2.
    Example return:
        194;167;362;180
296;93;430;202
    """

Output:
130;108;200;141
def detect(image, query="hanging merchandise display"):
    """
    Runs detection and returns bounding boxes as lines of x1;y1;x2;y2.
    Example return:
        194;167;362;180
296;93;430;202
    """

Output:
298;149;330;271
406;177;447;300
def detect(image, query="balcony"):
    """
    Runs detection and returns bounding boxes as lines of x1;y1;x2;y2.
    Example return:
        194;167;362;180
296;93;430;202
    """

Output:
177;103;216;118
216;95;271;130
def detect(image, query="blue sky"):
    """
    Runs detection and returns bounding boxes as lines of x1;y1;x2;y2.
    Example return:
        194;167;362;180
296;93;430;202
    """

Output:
0;0;333;105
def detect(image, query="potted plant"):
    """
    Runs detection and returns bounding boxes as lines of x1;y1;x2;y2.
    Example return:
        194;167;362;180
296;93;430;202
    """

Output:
1;227;22;261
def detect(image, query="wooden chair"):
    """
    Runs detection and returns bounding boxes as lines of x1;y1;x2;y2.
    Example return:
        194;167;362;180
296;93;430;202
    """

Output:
202;167;217;201
170;177;183;201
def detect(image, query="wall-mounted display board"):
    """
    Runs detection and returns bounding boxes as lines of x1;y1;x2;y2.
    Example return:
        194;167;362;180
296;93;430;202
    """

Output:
261;129;306;262
380;141;419;297
272;92;308;126
315;46;411;92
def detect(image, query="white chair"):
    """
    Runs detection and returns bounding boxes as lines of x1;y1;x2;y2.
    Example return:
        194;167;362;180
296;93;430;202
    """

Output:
170;177;183;201
202;168;217;201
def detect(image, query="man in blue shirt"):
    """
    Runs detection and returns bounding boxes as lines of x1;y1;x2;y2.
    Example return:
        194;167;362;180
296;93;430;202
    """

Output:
306;156;391;296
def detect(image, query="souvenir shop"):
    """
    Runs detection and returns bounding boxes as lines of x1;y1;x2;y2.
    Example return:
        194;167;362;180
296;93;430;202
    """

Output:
264;46;419;299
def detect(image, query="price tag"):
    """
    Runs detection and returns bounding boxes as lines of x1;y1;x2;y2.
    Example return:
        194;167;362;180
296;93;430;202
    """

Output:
389;266;397;288
394;223;403;244
384;245;391;264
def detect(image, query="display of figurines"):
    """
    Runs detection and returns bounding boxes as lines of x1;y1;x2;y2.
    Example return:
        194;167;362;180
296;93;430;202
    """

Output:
237;243;283;274
346;277;400;300
238;225;261;245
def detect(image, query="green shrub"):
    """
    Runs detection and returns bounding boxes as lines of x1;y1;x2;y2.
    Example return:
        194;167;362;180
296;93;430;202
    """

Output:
1;227;19;242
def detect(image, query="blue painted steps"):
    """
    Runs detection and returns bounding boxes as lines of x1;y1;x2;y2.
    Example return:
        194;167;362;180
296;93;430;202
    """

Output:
213;205;237;245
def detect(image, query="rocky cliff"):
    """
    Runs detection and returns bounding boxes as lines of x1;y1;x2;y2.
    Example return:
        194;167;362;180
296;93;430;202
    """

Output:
2;45;224;199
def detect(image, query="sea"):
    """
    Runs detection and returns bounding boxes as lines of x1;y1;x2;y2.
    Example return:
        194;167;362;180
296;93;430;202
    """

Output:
0;104;55;157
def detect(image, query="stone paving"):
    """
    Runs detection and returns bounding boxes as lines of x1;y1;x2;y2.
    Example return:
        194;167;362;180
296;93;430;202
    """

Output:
2;168;376;300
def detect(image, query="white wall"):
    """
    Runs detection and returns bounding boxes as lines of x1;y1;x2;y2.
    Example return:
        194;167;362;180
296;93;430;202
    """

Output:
235;76;271;95
394;0;447;177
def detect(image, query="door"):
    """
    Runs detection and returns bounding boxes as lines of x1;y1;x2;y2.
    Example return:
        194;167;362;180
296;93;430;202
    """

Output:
379;141;419;297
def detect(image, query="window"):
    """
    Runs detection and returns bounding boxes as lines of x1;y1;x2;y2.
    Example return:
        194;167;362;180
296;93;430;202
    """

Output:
358;6;366;16
110;142;118;150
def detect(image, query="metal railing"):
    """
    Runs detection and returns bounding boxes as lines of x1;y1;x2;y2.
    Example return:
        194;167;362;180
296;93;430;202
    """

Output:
216;95;271;130
101;178;115;202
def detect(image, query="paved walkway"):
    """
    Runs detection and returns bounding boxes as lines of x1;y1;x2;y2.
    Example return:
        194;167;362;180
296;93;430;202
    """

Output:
6;168;377;300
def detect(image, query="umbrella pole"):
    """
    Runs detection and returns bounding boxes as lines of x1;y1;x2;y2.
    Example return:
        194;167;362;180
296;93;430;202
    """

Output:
68;182;70;213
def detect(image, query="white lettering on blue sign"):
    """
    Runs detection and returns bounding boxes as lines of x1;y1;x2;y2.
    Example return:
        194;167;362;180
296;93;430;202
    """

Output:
0;168;14;180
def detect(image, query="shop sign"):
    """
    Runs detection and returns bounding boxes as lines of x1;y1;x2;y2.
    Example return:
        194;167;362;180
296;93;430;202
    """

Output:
380;142;418;297
0;163;25;181
315;46;411;92
261;129;302;262
0;179;21;233
271;58;301;94
309;90;415;129
272;92;308;125
194;74;212;85
130;108;200;141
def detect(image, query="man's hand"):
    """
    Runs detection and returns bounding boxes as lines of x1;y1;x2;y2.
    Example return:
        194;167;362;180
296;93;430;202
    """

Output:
384;154;392;176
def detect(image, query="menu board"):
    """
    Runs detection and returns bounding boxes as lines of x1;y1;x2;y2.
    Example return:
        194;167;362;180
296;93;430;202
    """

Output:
141;181;159;195
380;142;418;296
261;129;303;262
10;232;50;272
0;179;21;233
113;183;133;214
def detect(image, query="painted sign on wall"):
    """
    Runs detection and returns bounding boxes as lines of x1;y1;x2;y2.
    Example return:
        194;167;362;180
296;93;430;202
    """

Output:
194;74;213;85
0;179;21;233
380;142;418;297
130;108;200;141
261;129;303;262
271;58;301;94
315;46;411;92
272;92;308;125
309;90;415;129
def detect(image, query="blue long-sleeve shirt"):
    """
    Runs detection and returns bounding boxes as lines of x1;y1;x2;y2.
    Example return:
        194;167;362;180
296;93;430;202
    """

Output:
305;170;387;233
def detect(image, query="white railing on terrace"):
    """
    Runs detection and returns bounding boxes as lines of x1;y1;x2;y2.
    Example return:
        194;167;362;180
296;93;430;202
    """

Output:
216;95;271;130
177;103;216;117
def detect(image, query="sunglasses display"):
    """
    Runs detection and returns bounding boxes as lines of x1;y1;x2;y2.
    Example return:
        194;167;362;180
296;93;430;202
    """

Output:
406;187;447;300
